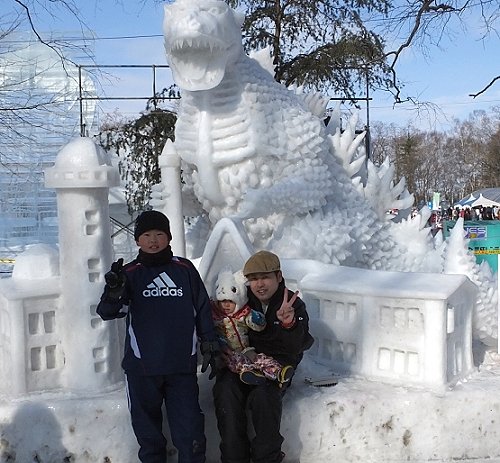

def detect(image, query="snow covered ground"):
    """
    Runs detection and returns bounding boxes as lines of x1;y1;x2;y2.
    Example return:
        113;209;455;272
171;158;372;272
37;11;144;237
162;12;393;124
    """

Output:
2;347;500;463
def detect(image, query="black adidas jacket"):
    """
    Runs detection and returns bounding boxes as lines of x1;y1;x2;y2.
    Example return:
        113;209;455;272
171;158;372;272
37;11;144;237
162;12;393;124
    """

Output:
97;254;215;376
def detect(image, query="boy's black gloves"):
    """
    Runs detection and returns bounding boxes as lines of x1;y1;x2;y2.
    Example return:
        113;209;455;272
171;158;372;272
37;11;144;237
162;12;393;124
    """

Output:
105;258;125;288
103;258;126;304
200;341;221;380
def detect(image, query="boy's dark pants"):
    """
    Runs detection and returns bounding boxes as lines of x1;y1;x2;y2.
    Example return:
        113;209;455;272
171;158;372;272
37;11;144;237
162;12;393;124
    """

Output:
213;369;285;463
126;373;206;463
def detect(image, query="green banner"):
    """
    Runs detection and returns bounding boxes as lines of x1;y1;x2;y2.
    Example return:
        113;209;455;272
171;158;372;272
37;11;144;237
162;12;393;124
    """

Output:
432;192;441;210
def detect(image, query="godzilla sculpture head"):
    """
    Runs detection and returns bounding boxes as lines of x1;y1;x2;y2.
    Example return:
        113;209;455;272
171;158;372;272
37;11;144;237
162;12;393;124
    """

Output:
163;0;245;91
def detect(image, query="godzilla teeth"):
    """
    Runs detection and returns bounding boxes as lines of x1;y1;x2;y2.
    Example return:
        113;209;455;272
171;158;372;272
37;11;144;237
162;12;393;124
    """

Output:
171;38;224;53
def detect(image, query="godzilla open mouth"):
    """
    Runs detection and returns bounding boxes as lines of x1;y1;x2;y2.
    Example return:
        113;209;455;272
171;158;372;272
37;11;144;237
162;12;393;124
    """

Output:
168;37;228;91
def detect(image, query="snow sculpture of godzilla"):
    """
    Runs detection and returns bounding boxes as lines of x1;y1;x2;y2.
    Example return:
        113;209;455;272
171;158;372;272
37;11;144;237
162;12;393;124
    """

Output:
161;0;497;345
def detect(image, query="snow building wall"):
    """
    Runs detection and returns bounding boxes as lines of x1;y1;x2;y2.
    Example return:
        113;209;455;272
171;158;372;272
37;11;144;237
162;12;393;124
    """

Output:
288;265;476;389
198;218;478;390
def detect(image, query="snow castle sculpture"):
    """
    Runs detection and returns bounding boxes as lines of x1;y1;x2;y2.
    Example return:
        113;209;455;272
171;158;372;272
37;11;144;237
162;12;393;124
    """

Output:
0;138;123;395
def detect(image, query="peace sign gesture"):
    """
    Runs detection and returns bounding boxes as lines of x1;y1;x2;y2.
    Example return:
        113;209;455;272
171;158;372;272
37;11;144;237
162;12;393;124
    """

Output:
276;288;298;327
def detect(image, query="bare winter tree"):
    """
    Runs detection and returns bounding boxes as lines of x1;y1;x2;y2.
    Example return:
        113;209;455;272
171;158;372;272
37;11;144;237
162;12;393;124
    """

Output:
370;106;500;205
379;0;500;102
370;121;400;166
0;1;98;159
4;0;95;60
0;1;98;246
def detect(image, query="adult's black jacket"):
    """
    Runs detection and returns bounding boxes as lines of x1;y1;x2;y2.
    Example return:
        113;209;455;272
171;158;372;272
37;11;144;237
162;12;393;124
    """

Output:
247;279;314;367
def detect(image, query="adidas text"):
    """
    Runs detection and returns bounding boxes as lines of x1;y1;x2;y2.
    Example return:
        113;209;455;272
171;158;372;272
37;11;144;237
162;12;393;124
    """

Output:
143;287;184;297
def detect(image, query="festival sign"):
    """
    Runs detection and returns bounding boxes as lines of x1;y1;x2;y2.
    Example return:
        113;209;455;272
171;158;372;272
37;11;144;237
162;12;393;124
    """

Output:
444;220;500;272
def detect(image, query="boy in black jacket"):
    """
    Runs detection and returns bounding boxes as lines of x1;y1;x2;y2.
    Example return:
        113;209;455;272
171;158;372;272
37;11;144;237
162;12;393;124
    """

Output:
213;251;314;463
97;210;219;463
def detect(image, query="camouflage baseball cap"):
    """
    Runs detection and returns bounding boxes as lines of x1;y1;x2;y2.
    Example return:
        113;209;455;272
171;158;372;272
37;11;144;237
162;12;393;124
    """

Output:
243;251;281;276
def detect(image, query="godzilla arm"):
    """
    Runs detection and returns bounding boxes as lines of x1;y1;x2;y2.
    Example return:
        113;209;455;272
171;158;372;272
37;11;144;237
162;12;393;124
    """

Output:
235;170;331;219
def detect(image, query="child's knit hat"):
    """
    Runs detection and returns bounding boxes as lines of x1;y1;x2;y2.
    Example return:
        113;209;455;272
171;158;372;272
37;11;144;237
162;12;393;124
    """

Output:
134;210;172;240
215;269;248;314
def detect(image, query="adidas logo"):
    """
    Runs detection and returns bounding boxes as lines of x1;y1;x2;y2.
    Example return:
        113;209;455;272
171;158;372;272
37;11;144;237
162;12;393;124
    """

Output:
142;272;184;298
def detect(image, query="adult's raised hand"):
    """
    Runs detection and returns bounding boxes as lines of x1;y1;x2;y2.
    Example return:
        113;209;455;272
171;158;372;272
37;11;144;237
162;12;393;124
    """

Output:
276;288;298;326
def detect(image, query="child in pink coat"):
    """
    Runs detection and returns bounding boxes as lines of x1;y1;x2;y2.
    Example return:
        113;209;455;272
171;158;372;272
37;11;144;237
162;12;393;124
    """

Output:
211;268;294;386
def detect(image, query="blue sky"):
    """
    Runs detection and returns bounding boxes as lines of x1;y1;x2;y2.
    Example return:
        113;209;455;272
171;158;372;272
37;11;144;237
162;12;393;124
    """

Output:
3;0;499;131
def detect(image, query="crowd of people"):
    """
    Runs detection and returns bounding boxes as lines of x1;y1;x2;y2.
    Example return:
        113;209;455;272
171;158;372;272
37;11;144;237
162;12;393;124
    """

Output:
447;205;500;221
96;210;314;463
426;204;500;236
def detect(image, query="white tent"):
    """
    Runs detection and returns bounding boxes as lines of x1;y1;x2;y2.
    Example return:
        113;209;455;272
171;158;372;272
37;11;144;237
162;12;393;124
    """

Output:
470;193;500;208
